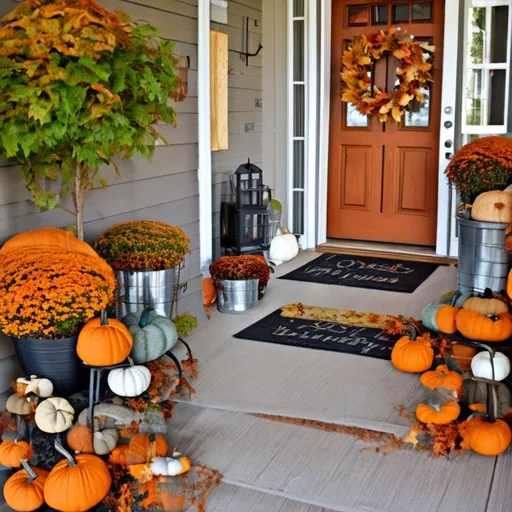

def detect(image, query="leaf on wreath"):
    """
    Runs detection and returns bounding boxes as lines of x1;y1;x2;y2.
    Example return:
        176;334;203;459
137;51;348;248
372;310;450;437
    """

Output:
391;105;403;122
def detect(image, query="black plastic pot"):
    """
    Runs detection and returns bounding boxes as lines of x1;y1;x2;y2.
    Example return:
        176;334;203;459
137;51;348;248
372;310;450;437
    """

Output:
12;335;84;396
0;464;13;506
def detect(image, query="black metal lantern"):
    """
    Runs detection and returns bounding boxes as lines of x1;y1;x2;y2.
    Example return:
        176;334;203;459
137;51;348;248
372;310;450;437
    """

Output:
234;159;265;209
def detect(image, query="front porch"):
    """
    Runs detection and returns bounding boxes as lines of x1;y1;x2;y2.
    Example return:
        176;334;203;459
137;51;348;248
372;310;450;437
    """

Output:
170;251;510;512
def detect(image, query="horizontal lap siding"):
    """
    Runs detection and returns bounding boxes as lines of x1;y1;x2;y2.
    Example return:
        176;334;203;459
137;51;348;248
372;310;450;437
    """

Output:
0;0;203;372
211;0;264;259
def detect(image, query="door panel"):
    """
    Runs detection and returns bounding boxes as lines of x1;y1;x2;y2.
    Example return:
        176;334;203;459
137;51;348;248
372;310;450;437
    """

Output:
327;0;444;246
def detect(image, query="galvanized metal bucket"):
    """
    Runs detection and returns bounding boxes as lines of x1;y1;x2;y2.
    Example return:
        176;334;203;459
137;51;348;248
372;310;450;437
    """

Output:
116;266;180;319
216;279;259;313
457;214;511;293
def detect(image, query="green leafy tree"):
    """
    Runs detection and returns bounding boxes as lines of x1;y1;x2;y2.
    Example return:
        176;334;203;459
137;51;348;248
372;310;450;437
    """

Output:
0;0;180;239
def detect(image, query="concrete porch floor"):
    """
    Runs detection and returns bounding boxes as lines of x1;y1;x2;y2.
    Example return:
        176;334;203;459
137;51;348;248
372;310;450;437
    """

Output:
170;251;511;512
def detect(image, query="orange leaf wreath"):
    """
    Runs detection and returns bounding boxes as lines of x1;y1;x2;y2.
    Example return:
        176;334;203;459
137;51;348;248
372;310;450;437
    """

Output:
341;28;434;123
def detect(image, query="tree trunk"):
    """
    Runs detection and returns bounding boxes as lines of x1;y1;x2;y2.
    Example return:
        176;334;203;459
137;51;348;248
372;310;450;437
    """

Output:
73;162;85;240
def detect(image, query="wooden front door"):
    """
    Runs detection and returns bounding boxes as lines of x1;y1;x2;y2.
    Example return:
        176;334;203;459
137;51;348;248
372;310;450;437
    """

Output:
327;0;444;246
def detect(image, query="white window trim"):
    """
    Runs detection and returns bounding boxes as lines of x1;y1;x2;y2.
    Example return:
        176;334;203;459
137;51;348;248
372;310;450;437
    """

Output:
198;0;212;275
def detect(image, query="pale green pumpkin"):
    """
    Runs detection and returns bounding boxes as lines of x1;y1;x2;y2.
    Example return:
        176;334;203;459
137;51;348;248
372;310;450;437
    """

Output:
122;309;178;363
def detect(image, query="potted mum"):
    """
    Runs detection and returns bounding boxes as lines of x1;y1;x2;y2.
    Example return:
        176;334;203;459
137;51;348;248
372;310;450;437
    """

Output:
445;136;512;293
0;229;115;394
209;255;270;313
94;220;190;318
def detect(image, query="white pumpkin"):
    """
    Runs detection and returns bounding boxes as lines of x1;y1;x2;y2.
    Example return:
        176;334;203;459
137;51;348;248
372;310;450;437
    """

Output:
150;454;191;476
34;397;74;433
6;393;32;416
93;428;119;455
269;228;299;266
471;190;512;223
17;375;53;398
471;351;511;382
107;362;151;397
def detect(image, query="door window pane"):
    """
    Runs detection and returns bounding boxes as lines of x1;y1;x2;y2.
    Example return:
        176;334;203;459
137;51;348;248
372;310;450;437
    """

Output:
467;7;485;65
465;69;483;125
293;0;304;17
348;6;369;27
404;87;430;128
346;103;368;127
412;2;432;22
294;84;305;136
372;5;388;25
293;140;305;188
464;69;506;126
293;20;304;81
293;191;304;234
490;6;509;63
392;4;409;23
489;69;506;125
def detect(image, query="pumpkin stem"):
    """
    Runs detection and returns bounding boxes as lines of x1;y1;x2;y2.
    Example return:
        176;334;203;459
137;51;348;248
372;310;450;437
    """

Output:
483;288;494;299
139;308;153;328
20;459;38;482
406;324;417;341
485;383;499;423
454;339;496;380
100;310;109;326
54;440;76;467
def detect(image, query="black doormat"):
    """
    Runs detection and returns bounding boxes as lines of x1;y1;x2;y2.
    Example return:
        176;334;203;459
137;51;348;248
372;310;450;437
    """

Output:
279;253;439;293
234;309;395;360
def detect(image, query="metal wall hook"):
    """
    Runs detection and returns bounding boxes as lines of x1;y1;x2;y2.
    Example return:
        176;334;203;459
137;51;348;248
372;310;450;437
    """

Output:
240;16;263;66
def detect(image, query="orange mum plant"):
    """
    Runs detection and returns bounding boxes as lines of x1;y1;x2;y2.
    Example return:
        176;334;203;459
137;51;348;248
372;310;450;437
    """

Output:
445;136;512;204
94;220;190;271
0;248;115;338
209;255;270;285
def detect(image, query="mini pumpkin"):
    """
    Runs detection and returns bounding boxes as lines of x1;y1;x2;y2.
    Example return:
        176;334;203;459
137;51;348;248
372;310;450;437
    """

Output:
471;351;511;382
0;440;32;468
150;454;191;476
109;444;129;466
461;288;508;316
16;376;53;398
471;190;512;223
67;425;94;454
93;428;119;455
455;310;512;342
34;397;74;434
122;308;178;364
420;365;463;397
421;303;459;334
77;310;133;366
416;401;461;425
203;277;216;307
44;442;112;512
463;415;512;456
3;460;48;512
160;483;186;512
507;269;512;301
127;433;168;465
6;393;32;416
107;360;151;397
451;343;477;372
391;326;434;373
269;227;299;265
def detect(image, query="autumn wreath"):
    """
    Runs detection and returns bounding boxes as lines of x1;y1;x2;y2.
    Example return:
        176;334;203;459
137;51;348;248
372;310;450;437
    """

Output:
341;28;434;123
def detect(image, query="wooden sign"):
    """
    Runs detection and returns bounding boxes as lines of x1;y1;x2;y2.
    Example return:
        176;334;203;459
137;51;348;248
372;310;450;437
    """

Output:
210;30;228;151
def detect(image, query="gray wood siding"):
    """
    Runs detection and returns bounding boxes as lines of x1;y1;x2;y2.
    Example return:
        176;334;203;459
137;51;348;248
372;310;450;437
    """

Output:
210;0;264;259
0;0;203;373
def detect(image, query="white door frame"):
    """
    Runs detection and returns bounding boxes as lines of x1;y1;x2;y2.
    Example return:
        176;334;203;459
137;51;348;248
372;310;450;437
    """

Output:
198;0;213;275
315;0;461;256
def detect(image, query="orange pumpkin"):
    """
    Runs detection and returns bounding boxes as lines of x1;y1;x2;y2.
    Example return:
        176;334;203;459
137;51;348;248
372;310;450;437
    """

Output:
0;440;32;468
140;478;160;508
451;343;477;372
161;486;186;512
0;227;98;258
202;277;216;306
507;269;512;301
128;433;169;465
4;460;48;512
420;365;463;397
463;416;512;456
44;442;112;512
67;425;94;454
416;401;461;425
391;326;434;373
77;311;133;366
455;310;512;342
109;444;130;466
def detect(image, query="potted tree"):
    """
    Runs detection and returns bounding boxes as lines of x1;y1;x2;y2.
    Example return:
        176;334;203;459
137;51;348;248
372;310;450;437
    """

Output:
209;255;270;313
445;136;512;293
0;0;181;240
94;220;190;318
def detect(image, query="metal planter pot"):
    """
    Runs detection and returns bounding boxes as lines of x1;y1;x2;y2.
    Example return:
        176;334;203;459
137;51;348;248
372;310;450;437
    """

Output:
13;335;83;396
116;267;180;319
457;214;511;293
216;279;259;314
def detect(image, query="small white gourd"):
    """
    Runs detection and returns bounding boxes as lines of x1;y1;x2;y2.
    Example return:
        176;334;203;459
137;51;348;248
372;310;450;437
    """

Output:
107;360;151;397
150;453;191;476
93;428;119;455
269;227;299;266
17;375;53;398
34;397;74;433
471;351;511;382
